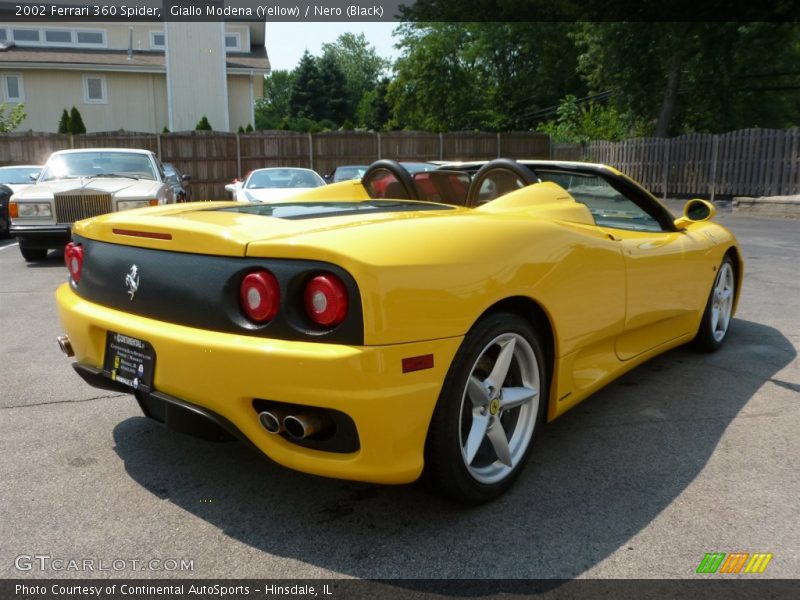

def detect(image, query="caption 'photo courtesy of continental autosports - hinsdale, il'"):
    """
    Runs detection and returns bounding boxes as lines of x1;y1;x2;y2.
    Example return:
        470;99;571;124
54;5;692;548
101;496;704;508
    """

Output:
53;158;742;504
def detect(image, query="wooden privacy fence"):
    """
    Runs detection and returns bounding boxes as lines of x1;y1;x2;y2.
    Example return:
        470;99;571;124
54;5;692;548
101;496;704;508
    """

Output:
556;128;800;199
0;130;551;200
5;128;796;199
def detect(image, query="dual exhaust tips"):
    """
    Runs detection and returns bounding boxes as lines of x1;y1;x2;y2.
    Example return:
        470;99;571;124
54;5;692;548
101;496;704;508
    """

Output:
258;409;332;440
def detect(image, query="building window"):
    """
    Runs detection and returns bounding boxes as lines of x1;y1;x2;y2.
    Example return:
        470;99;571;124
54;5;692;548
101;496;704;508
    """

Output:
44;30;73;44
76;30;105;47
224;33;241;51
150;31;165;49
3;74;24;102
83;75;107;104
7;27;106;48
12;28;40;43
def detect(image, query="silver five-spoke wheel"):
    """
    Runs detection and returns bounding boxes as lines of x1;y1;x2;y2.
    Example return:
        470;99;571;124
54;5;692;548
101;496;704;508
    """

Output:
424;313;547;503
694;254;737;352
459;333;539;484
711;261;735;342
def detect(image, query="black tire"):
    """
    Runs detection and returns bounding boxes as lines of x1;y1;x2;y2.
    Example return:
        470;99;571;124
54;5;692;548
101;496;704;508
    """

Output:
424;312;547;504
19;243;48;262
693;254;737;352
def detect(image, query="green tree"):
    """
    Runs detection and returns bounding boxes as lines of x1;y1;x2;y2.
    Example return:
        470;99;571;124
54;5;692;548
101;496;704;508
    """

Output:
0;103;25;132
574;23;800;136
357;77;392;130
290;51;324;120
255;70;295;130
195;116;212;131
68;106;86;134
57;109;70;134
388;23;482;131
387;22;583;131
536;95;643;143
321;32;389;117
316;53;350;123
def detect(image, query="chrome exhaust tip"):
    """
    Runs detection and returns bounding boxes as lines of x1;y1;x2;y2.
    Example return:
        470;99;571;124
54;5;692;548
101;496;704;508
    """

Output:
283;412;332;440
258;411;285;434
57;335;74;357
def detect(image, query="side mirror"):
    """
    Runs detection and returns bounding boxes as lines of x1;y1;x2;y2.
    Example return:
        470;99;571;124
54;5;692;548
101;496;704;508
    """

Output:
181;174;191;183
29;172;39;181
224;183;236;193
674;199;716;229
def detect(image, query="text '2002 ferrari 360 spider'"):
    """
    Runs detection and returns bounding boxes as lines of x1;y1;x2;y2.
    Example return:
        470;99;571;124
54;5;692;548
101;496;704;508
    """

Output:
55;158;742;503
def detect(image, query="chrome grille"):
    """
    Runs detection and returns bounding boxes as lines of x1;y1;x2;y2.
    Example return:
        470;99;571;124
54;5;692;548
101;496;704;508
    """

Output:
54;192;113;223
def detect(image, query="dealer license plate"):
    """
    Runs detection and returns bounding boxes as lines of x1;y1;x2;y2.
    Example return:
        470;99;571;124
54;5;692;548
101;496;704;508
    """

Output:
103;331;156;393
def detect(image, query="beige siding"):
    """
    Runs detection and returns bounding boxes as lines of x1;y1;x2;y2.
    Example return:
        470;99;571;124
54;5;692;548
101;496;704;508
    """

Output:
165;22;228;132
5;69;168;133
227;75;255;131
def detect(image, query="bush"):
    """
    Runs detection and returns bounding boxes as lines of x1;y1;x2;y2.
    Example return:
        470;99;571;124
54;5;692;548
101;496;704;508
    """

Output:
195;116;212;131
57;109;70;134
69;106;86;134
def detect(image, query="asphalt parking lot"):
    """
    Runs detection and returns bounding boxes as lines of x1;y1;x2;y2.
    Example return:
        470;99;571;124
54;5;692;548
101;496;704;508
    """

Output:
0;205;797;581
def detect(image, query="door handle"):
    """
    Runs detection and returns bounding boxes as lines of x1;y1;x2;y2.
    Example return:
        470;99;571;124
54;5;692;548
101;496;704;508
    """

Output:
607;232;622;241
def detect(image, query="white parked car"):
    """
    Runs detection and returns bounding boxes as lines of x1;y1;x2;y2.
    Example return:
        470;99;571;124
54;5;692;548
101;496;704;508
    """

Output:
0;164;43;193
10;148;175;261
225;167;326;202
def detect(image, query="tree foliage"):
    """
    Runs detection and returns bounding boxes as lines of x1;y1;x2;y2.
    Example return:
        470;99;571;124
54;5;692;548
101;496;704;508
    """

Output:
57;109;70;134
574;23;800;137
387;22;583;131
290;51;324;121
68;106;86;134
321;32;389;119
255;22;800;138
195;116;212;131
255;70;295;130
536;95;645;143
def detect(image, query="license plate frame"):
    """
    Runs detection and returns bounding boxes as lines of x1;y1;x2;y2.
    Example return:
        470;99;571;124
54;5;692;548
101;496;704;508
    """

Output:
103;331;156;394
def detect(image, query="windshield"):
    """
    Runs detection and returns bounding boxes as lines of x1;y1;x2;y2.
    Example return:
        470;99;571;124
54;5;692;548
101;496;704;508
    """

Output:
40;152;157;182
245;169;324;189
0;167;40;184
333;166;367;181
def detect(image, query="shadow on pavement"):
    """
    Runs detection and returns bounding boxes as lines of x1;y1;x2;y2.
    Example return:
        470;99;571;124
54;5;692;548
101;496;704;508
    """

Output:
112;318;794;582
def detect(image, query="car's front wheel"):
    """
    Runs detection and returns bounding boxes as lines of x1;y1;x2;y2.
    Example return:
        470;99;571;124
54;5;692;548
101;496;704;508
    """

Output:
19;241;48;262
424;313;547;504
693;254;737;352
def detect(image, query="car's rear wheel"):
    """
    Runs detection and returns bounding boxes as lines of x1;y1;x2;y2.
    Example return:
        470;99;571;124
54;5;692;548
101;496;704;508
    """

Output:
19;242;47;262
424;313;546;504
693;255;737;352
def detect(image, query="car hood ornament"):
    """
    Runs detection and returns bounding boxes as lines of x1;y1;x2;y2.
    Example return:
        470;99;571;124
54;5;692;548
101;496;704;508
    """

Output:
125;264;140;300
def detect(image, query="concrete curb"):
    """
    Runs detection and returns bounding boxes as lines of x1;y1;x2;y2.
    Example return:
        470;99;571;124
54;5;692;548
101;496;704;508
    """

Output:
733;196;800;219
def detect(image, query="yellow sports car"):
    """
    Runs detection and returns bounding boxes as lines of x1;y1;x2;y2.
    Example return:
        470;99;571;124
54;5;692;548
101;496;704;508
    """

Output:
55;159;742;503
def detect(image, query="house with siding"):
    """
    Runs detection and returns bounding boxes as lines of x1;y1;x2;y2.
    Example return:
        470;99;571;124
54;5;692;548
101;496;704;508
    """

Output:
0;20;270;133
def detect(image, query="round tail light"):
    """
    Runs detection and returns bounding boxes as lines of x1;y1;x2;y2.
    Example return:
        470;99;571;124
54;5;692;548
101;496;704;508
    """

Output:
240;270;280;323
304;274;348;327
64;242;84;283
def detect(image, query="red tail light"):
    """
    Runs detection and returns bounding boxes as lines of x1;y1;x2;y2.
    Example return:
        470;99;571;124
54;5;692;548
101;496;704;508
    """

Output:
240;270;280;323
304;274;348;327
64;242;84;283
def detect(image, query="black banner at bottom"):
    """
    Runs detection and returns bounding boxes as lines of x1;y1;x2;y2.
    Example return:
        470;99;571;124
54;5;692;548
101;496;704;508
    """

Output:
2;579;800;600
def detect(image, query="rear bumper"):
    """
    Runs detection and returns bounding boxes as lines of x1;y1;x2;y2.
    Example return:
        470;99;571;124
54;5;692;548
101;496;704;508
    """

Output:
56;283;462;484
11;224;70;248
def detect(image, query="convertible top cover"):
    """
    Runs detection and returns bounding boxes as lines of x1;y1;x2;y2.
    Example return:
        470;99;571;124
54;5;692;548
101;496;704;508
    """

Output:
218;200;455;220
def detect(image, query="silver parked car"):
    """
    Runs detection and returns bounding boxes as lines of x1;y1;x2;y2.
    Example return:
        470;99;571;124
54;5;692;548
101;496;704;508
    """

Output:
10;148;175;261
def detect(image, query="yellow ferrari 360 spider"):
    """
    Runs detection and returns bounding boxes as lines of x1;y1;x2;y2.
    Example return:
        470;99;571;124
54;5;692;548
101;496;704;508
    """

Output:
55;159;742;503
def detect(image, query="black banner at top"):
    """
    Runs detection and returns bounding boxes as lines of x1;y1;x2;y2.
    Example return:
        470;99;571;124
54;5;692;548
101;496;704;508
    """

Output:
1;0;799;22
